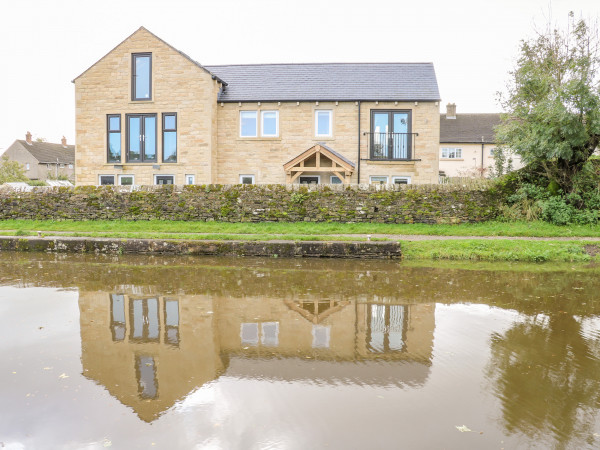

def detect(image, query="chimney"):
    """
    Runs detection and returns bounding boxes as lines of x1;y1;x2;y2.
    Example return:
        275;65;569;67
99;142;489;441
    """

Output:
61;136;67;148
25;131;32;145
446;103;456;119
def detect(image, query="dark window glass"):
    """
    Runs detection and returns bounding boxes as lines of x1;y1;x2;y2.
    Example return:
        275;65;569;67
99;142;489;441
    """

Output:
100;175;115;185
164;298;180;346
110;294;126;341
126;114;157;162
370;110;412;160
162;113;177;163
107;115;121;163
130;297;160;342
136;355;158;399
132;53;151;101
155;175;174;185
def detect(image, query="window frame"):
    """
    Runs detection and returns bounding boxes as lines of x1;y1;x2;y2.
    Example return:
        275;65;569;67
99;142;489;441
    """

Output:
441;147;462;159
260;110;279;137
118;174;135;186
370;175;389;185
240;111;258;137
330;175;342;184
107;114;121;163
392;176;411;185
154;174;175;185
315;110;333;137
131;53;152;101
185;174;195;185
126;113;157;163
162;112;177;163
370;110;412;160
239;174;255;184
99;175;115;185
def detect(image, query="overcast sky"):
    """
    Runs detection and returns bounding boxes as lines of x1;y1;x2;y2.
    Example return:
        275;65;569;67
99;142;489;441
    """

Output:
1;0;599;151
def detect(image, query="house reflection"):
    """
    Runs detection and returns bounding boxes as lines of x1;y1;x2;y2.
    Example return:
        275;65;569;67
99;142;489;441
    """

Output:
79;290;435;422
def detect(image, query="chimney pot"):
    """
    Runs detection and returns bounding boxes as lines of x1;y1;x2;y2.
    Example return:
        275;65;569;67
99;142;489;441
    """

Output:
25;131;32;145
446;103;457;119
61;136;67;148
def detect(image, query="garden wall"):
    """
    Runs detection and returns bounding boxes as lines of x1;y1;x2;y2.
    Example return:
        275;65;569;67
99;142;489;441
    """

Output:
0;184;499;223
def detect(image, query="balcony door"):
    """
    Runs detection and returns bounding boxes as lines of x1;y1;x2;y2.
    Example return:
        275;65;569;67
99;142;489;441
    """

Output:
371;111;411;159
127;114;157;162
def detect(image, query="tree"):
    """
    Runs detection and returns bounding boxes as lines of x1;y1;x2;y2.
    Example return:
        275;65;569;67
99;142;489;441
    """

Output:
496;12;600;192
0;156;29;184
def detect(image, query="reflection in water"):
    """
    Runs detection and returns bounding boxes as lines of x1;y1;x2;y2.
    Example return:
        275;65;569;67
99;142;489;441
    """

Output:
1;253;600;448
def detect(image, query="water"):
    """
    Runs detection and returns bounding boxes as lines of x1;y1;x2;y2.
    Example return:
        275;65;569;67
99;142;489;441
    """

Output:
0;253;599;449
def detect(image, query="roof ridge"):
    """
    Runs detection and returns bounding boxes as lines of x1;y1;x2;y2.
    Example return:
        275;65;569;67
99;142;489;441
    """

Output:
206;62;434;67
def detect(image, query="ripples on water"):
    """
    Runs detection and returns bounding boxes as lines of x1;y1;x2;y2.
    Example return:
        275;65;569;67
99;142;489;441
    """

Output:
0;253;599;449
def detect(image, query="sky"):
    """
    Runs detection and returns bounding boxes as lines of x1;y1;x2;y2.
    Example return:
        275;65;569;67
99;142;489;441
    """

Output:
0;0;599;151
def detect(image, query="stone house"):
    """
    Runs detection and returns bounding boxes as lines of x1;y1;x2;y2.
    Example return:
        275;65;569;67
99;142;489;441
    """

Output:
73;27;441;186
2;132;75;181
439;103;522;177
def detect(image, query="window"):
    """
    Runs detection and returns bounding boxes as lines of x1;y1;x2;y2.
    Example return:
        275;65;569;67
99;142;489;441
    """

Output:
118;174;134;186
68;164;73;169
162;113;177;162
110;294;126;342
155;175;174;185
240;111;258;137
59;164;65;169
261;111;279;137
107;114;121;163
312;325;331;349
136;355;157;399
367;304;406;353
164;298;180;346
392;176;411;185
299;175;320;184
99;175;115;185
441;147;462;159
370;176;388;185
132;53;151;101
239;174;255;184
25;163;30;171
130;297;160;342
261;322;279;347
370;110;411;159
330;175;342;184
315;110;332;137
241;323;259;346
490;148;496;156
185;174;195;185
127;114;156;162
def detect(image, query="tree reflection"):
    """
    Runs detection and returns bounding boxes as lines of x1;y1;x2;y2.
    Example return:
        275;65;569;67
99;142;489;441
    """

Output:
488;313;600;448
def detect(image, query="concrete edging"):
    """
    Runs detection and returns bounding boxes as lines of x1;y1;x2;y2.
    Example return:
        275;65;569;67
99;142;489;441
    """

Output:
0;236;402;259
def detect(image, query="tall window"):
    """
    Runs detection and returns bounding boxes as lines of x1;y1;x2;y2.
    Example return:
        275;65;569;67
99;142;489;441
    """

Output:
127;114;156;162
107;115;121;163
261;111;279;137
130;297;160;342
132;53;151;101
370;110;411;159
315;110;332;137
162;113;177;162
240;111;258;137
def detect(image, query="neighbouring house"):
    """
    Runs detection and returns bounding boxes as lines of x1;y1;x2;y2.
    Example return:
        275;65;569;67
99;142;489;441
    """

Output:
439;103;522;177
2;133;75;181
73;27;441;186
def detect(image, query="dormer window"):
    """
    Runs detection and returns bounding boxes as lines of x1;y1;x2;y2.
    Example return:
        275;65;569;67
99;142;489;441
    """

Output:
132;53;152;101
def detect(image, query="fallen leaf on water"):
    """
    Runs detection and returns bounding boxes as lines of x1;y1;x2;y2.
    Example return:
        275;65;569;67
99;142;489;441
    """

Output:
43;367;52;370
456;425;472;433
103;439;112;447
59;373;69;379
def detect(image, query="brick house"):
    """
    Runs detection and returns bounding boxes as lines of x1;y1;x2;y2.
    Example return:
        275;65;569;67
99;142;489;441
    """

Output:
2;132;75;181
73;27;441;186
439;103;522;177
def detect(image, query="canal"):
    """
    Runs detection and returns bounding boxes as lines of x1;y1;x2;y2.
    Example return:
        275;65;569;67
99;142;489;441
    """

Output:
0;253;599;449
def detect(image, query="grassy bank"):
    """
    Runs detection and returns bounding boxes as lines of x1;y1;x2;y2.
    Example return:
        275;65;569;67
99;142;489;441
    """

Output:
1;219;600;237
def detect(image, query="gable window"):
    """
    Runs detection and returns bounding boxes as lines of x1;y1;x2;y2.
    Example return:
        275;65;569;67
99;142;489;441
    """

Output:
127;114;156;162
392;176;411;185
240;111;258;137
261;111;279;137
132;53;151;101
107;114;121;163
441;147;462;159
155;175;174;185
370;110;411;159
370;176;388;185
162;113;177;162
99;175;115;185
240;174;255;184
315;110;332;137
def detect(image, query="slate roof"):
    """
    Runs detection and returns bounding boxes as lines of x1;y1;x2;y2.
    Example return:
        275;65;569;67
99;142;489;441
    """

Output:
206;63;441;102
15;140;75;164
440;113;501;144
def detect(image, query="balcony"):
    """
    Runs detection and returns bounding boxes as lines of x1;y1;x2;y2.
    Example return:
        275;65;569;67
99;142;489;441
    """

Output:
364;132;419;161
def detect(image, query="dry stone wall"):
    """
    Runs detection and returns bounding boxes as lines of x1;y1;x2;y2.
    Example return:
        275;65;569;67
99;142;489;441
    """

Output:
0;184;499;223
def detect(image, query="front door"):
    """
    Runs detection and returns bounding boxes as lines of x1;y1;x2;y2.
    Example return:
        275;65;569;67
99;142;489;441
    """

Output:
371;111;411;159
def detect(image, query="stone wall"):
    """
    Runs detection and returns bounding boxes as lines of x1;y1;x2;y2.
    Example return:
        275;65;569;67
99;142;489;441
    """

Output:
0;184;498;223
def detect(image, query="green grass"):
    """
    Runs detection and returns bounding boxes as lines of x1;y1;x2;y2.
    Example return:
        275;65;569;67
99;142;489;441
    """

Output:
1;219;600;237
401;239;597;262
